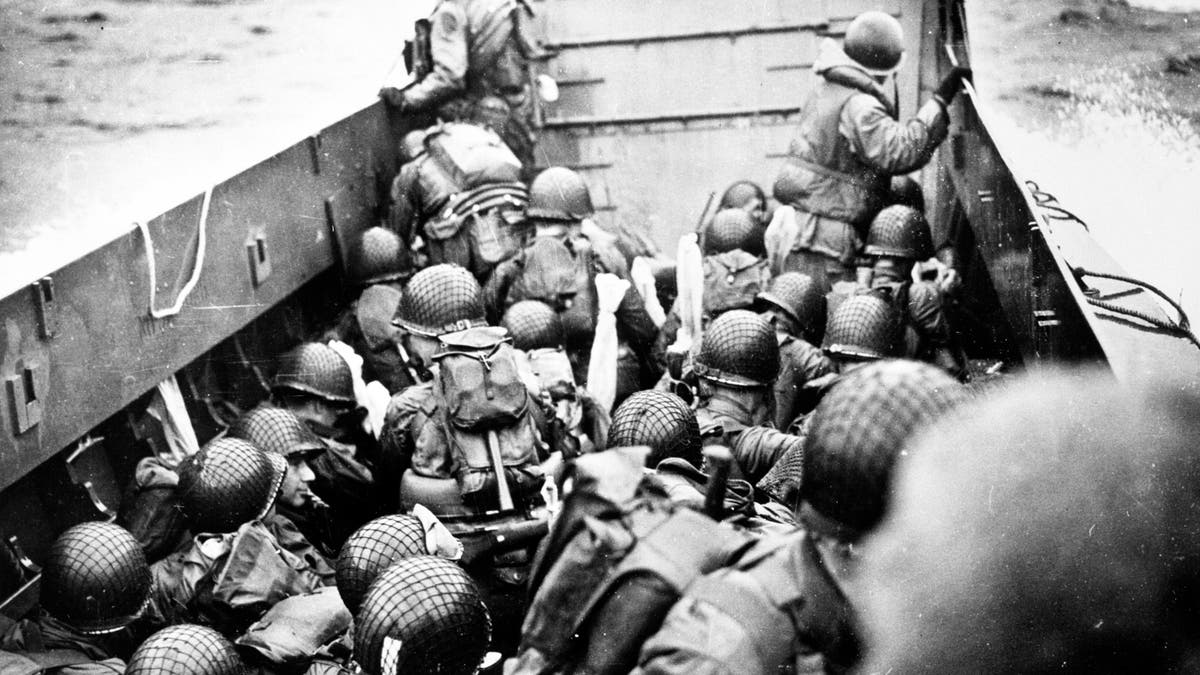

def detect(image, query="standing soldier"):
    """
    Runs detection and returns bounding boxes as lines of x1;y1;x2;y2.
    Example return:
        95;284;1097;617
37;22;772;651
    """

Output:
379;0;541;170
767;10;970;289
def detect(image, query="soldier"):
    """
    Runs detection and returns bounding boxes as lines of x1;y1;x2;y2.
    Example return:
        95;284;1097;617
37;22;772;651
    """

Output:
483;167;661;400
638;360;967;674
718;180;769;228
767;10;971;288
860;370;1200;673
270;342;379;545
691;310;804;485
126;624;247;674
699;209;771;320
321;226;415;395
754;272;836;429
0;522;150;673
379;0;540;170
861;204;968;379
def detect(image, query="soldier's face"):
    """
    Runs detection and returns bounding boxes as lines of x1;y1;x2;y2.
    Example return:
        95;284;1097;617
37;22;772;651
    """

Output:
280;456;316;508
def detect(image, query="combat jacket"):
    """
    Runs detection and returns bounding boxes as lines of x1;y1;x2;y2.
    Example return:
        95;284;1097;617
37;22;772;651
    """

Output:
775;334;836;430
0;615;126;674
323;284;415;396
869;277;967;379
769;39;948;266
696;397;802;485
634;530;860;675
389;150;462;251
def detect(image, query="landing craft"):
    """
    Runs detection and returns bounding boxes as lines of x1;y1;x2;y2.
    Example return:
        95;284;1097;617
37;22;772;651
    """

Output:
0;0;1197;628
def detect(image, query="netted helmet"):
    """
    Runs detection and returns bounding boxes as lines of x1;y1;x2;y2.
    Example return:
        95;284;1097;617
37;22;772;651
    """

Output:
844;11;905;76
755;272;826;343
350;226;406;286
127;624;247;675
718;180;767;211
887;176;925;211
228;406;325;459
864;205;934;260
337;514;429;616
354;556;491;675
704;208;763;256
695;309;780;388
502;300;564;351
823;294;901;362
526;167;594;222
608;391;702;468
40;522;151;634
271;342;355;405
394;264;487;337
802;359;965;533
177;437;286;533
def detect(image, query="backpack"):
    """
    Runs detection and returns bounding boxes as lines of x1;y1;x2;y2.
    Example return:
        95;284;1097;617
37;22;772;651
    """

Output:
425;123;522;189
413;327;545;510
511;450;754;675
702;249;771;317
509;237;587;312
423;182;530;279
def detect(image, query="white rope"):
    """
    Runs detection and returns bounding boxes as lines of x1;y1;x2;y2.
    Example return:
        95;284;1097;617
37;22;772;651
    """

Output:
137;188;212;319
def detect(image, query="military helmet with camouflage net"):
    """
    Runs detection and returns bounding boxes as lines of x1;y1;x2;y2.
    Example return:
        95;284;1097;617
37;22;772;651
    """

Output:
864;204;934;260
823;293;901;362
526;167;594;222
354;556;491;675
695;309;780;388
887;176;925;211
271;342;355;405
40;522;151;635
177;437;286;534
350;226;407;286
127;624;247;675
608;391;702;469
501;300;564;351
228;406;325;459
336;514;429;616
755;272;826;344
394;264;487;338
802;359;966;534
704;208;763;256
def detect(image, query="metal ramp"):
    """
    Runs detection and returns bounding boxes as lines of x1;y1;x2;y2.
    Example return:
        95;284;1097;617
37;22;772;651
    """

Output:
531;0;918;251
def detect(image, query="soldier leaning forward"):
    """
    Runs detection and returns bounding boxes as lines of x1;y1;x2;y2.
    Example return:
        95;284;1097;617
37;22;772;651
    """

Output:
380;0;542;171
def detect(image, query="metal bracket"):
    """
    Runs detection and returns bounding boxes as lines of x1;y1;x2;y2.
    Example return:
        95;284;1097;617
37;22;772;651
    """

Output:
65;436;117;520
31;277;57;339
6;362;42;435
307;133;322;175
245;231;272;286
5;535;39;575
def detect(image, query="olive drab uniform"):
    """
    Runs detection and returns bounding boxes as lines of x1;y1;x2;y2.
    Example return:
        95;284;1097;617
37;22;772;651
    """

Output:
404;0;539;169
775;334;835;430
768;39;948;289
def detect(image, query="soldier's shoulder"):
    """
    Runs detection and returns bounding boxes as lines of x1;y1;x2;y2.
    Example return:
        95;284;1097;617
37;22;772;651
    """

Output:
386;381;437;418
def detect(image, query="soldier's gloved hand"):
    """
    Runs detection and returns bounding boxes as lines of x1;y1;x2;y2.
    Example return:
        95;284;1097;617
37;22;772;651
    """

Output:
595;273;630;315
379;86;406;109
933;66;973;107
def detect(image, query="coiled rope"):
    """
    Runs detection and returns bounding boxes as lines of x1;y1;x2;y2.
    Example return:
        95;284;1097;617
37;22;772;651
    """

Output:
1025;180;1088;231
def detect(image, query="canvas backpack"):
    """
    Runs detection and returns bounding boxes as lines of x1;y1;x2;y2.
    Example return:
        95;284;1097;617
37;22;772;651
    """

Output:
422;182;530;279
702;249;771;317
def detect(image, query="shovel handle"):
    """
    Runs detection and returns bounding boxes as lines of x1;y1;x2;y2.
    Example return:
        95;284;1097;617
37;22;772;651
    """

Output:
703;445;733;520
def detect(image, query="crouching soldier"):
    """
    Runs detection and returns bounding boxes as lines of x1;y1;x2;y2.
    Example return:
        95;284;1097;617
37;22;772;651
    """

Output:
754;272;836;429
699;208;771;320
0;522;151;673
636;360;968;674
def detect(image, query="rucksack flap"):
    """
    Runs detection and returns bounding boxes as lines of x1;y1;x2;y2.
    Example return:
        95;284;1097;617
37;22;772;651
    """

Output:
510;237;584;311
443;414;545;511
702;250;771;316
435;326;528;429
425;122;523;189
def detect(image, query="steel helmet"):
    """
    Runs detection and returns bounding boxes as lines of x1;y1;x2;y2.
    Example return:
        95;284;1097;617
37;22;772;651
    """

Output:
526;167;594;222
608;391;702;468
502;300;565;351
354;556;491;675
177;437;286;533
864;205;934;260
127;624;248;675
718;180;767;211
400;129;428;164
823;294;901;362
695;309;780;388
350;226;407;286
271;342;356;405
887;176;925;211
802;359;965;533
40;522;151;634
860;370;1200;673
755;272;826;344
844;11;905;76
228;406;326;459
704;208;763;256
336;514;429;616
394;264;487;337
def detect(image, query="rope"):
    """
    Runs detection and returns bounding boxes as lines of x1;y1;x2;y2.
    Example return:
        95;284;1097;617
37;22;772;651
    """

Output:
1076;267;1200;349
1025;180;1088;231
137;188;212;319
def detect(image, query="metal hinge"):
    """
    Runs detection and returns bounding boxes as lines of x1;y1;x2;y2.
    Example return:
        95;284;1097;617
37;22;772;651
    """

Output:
6;361;42;435
31;277;57;339
246;231;272;286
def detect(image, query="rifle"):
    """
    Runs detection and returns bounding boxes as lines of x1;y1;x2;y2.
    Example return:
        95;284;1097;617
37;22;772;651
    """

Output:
458;517;550;565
